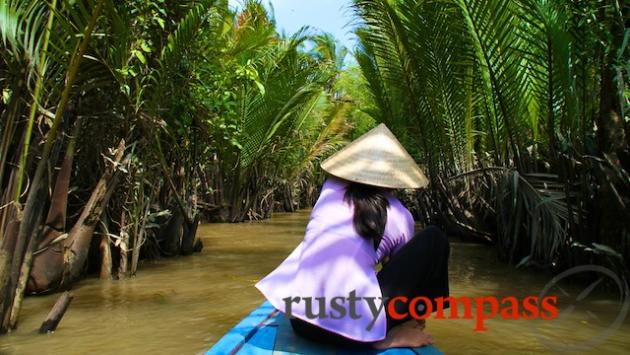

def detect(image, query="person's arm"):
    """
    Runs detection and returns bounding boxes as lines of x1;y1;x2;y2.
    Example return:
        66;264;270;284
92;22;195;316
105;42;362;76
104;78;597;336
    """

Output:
376;206;415;262
390;208;415;256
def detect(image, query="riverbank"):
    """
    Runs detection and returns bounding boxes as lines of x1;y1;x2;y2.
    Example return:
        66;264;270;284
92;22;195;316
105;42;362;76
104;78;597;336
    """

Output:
1;211;628;354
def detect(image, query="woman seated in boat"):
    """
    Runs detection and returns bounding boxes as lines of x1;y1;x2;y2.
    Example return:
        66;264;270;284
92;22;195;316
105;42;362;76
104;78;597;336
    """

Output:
256;124;450;349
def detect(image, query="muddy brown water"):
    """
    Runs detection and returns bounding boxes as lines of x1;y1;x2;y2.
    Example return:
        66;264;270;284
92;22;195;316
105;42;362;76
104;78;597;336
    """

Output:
1;210;629;354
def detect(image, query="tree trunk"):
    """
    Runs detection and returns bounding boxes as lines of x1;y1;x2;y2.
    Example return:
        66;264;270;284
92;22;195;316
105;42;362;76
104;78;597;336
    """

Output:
0;172;21;330
27;121;79;293
99;218;112;280
118;211;127;279
181;216;200;256
159;209;184;257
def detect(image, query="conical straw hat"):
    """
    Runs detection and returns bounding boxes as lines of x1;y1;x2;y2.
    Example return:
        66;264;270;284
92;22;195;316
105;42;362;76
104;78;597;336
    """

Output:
321;123;429;189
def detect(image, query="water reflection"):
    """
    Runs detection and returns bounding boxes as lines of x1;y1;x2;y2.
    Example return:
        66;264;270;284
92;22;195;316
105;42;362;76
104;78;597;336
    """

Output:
0;210;628;354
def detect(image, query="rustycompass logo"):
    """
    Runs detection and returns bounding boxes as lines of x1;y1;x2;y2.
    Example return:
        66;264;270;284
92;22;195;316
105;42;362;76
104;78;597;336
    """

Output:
283;291;559;332
532;265;630;352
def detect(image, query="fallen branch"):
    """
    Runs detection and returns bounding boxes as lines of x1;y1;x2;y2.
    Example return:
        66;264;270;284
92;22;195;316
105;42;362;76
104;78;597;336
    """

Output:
39;291;73;333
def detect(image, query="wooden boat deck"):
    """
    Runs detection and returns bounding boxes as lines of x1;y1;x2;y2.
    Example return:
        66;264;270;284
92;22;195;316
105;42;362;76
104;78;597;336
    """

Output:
206;301;442;354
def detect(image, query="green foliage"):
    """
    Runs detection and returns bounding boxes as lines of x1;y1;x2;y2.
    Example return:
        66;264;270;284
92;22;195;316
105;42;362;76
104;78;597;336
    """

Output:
0;0;363;294
352;0;630;276
334;65;376;139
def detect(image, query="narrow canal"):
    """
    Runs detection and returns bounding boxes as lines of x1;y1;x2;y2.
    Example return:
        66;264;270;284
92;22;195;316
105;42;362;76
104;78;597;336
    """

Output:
1;210;628;354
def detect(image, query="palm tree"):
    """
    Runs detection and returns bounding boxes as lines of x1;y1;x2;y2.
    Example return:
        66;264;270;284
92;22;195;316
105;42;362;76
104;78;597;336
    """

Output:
0;0;220;330
351;0;629;276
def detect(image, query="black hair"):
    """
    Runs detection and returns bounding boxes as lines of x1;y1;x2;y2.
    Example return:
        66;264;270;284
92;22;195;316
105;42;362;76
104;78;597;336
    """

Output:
344;182;390;250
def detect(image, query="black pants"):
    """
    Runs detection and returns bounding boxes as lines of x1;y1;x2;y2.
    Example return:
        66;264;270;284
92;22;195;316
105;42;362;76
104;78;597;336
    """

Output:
290;225;450;348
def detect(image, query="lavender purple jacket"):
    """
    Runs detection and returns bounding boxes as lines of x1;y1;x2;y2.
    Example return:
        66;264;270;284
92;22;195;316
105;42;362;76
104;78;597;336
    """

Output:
255;177;415;341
